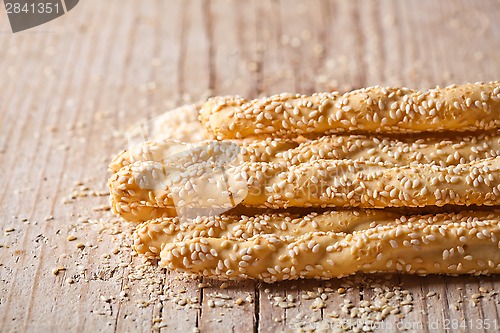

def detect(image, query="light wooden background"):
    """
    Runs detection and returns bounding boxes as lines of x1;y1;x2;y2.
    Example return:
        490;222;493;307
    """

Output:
2;1;500;332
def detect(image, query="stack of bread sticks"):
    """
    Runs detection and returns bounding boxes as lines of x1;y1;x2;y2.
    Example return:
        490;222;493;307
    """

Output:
108;82;500;283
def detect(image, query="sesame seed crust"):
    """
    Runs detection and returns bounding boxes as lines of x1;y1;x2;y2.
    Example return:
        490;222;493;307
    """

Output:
133;209;500;261
108;138;300;174
133;210;403;259
285;132;500;167
109;131;500;174
109;157;500;222
157;210;500;282
199;82;500;139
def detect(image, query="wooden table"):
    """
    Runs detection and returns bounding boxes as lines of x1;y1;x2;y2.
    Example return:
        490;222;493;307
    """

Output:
2;1;500;332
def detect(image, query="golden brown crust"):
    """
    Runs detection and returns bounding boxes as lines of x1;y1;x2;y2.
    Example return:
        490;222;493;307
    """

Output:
285;132;500;166
199;82;500;139
158;211;500;282
133;210;403;259
109;157;500;222
108;138;300;174
109;131;500;174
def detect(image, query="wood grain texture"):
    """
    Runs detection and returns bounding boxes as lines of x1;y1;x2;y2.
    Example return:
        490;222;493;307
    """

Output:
1;0;500;332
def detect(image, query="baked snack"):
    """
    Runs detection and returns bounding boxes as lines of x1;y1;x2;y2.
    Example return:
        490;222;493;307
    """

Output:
283;132;500;166
133;209;499;259
109;157;500;222
133;210;401;259
108;82;500;281
158;210;500;282
109;138;299;173
109;132;500;173
199;82;500;139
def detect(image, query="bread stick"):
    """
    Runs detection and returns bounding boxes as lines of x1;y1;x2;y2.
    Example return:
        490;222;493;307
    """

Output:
199;82;500;139
158;212;500;282
285;132;500;166
133;210;402;258
108;138;300;173
109;131;500;174
133;209;500;260
109;157;500;222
